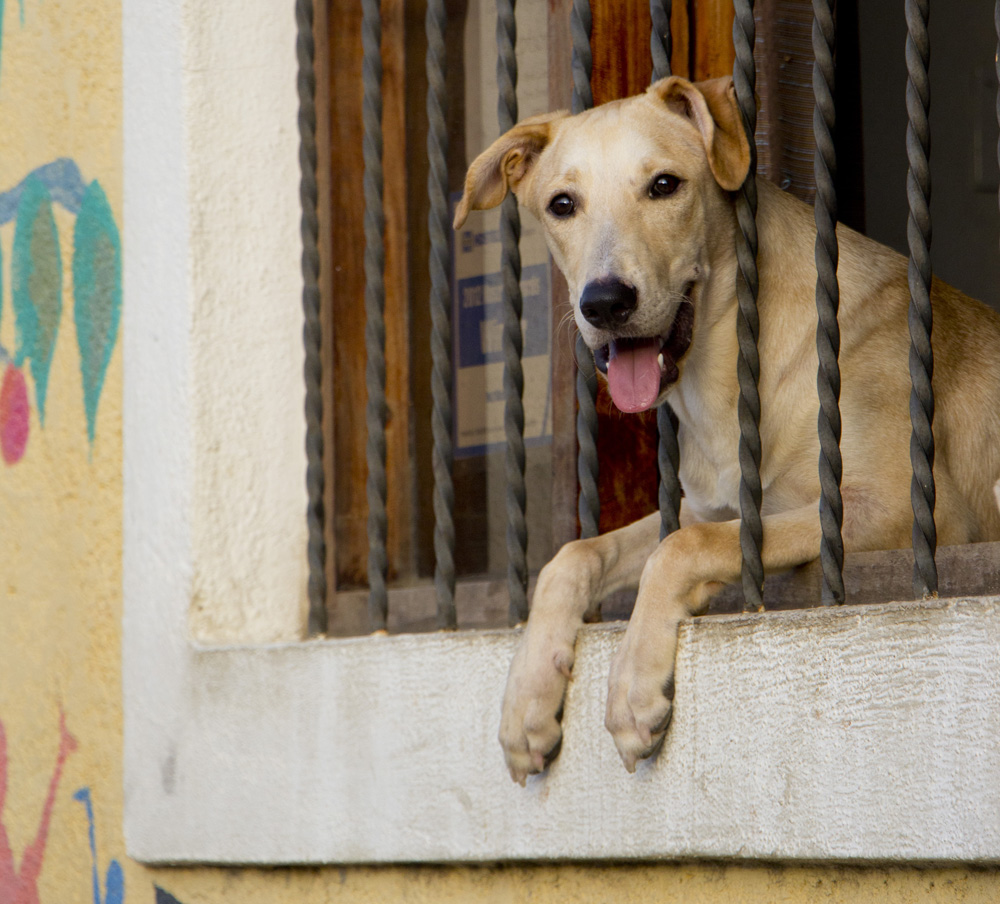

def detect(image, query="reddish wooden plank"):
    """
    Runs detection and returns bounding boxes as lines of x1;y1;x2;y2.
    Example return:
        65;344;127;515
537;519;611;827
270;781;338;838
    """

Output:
327;0;414;591
327;0;367;590
381;0;417;580
692;0;736;81
313;0;337;616
591;0;653;105
670;1;691;79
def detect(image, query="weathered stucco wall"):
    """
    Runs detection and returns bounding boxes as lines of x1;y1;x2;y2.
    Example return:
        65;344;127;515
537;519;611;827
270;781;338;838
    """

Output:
0;1;128;902
2;0;1000;901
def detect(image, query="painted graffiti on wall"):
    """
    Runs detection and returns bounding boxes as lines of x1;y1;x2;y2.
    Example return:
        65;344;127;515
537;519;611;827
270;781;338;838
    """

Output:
74;788;124;904
0;358;28;462
0;2;142;901
1;0;122;463
0;158;123;464
0;710;77;904
0;712;138;904
153;887;187;904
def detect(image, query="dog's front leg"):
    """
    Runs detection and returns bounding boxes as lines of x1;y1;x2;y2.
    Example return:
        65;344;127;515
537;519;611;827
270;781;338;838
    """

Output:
605;504;822;771
499;511;661;784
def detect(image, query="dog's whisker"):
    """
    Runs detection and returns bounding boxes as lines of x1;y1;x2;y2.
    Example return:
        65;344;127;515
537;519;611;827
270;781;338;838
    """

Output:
556;308;578;339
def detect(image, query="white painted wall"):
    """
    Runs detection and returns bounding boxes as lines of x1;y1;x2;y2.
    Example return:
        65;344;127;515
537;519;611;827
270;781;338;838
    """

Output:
125;0;308;647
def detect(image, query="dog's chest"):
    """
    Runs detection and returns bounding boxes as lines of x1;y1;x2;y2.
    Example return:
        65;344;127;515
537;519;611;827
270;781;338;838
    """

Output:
677;424;741;520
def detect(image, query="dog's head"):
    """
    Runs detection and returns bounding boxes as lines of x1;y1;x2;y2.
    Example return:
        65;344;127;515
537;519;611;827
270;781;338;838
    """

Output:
455;76;750;413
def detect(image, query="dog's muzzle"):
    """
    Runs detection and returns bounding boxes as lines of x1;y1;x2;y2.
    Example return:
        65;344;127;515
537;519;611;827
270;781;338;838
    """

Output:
591;301;695;413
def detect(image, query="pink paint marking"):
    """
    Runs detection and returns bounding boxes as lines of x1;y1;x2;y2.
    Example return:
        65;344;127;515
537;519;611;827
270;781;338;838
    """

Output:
0;709;78;904
0;365;30;465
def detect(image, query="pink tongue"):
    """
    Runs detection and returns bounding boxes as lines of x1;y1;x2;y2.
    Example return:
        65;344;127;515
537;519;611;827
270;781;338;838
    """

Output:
606;339;662;413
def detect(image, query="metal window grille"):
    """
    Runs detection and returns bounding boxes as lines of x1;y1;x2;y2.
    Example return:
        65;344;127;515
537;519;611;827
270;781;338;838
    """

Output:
296;0;327;636
297;0;983;635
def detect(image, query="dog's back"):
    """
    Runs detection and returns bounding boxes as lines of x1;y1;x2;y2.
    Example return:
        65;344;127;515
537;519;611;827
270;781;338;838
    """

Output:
751;179;1000;547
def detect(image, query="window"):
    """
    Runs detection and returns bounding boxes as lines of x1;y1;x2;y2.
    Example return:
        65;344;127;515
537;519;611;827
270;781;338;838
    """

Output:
123;0;1000;865
321;0;1000;636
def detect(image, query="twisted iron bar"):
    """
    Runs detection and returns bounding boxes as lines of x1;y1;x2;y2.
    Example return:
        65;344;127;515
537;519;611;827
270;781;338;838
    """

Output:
649;1;682;540
812;0;844;605
650;0;673;82
575;336;600;538
657;406;681;538
362;0;389;630
296;0;327;636
497;0;529;624
571;0;594;115
904;0;936;598
571;0;599;540
732;0;764;612
427;0;456;629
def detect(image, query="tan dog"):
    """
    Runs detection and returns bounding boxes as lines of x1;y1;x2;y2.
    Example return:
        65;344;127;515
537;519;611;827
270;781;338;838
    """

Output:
454;76;1000;783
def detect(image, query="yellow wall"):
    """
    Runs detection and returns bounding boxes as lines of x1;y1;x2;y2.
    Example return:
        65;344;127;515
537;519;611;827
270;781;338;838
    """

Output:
0;1;998;902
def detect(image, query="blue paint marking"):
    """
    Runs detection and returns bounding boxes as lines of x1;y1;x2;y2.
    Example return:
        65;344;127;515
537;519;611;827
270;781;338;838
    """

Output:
74;788;125;904
0;158;87;225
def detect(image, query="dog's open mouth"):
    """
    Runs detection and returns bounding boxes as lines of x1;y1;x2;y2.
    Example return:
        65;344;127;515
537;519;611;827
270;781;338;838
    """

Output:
592;301;694;413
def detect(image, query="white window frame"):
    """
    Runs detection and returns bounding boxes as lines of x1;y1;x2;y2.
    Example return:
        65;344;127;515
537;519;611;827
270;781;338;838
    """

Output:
122;0;1000;865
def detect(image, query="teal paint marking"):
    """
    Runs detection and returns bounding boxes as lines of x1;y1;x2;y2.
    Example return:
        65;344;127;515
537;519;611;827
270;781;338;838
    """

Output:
0;1;123;447
1;162;121;445
73;180;122;444
12;174;62;423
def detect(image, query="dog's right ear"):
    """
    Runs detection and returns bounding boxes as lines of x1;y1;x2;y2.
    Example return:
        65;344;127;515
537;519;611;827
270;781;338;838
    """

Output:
650;76;751;191
454;111;567;228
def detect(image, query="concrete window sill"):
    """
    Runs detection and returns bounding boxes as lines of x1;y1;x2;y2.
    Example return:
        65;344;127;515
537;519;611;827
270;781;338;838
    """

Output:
124;596;1000;864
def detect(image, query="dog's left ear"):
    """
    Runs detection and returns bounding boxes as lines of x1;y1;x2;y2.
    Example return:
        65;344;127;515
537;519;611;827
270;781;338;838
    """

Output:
454;110;567;228
650;76;751;191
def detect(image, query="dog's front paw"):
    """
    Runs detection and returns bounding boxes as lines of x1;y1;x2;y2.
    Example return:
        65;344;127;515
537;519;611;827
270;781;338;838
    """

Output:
604;624;676;772
498;629;576;785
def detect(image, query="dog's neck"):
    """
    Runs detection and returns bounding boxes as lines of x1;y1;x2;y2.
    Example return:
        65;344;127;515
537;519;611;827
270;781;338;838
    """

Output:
666;181;821;519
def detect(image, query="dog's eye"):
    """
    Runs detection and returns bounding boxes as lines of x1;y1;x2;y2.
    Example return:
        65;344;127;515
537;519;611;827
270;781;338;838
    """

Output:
650;174;681;198
547;193;576;218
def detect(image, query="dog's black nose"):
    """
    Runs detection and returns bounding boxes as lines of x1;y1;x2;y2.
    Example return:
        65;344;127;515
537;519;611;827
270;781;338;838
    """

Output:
580;280;638;329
